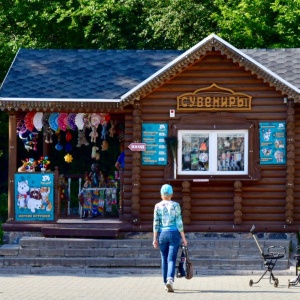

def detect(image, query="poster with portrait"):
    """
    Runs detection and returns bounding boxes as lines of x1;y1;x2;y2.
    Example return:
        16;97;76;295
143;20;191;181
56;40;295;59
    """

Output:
259;122;286;165
14;172;55;221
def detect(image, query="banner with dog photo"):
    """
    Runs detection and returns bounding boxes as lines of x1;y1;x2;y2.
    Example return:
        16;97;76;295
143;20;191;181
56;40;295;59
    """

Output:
14;173;54;221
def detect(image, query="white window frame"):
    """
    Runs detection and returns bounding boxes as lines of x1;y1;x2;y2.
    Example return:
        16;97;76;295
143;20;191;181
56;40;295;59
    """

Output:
178;130;248;175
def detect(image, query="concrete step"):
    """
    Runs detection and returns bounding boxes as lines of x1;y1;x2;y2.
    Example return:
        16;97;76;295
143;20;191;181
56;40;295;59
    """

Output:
0;236;291;270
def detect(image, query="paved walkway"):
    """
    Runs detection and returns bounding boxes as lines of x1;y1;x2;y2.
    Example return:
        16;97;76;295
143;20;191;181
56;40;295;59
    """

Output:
0;270;299;300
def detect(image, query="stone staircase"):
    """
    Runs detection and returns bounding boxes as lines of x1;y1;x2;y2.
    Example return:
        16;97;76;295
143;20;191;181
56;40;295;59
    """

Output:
0;233;295;274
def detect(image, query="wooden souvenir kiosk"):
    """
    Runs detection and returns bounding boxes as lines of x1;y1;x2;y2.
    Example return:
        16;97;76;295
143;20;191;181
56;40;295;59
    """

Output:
0;33;300;239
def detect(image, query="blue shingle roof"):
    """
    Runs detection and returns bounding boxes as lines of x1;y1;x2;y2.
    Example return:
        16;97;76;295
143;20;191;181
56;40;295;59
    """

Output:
0;49;183;99
1;37;300;101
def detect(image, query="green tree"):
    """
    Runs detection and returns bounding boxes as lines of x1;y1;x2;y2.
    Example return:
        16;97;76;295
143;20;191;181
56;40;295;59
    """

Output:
272;0;300;47
212;0;280;48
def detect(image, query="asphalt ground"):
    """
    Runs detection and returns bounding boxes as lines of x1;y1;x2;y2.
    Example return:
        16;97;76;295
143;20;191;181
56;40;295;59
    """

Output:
0;269;299;300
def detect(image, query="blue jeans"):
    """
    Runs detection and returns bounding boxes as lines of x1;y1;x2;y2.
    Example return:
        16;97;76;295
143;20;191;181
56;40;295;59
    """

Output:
158;230;181;284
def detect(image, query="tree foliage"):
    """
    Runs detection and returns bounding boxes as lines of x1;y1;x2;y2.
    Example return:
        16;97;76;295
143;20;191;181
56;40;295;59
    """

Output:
1;0;300;82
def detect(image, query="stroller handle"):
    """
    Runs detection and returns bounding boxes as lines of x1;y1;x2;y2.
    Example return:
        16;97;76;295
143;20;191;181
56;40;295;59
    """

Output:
250;224;256;233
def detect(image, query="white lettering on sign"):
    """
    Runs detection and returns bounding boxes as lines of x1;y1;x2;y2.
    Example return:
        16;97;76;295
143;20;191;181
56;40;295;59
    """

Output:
128;143;147;151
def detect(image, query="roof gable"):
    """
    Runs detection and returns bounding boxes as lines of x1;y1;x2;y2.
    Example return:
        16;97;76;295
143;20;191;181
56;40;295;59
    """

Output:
122;34;300;103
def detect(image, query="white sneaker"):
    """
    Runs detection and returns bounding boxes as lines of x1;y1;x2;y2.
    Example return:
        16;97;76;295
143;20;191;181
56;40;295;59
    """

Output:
166;279;174;292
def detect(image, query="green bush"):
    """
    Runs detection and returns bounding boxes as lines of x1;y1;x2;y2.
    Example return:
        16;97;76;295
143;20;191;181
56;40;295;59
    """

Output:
0;192;8;222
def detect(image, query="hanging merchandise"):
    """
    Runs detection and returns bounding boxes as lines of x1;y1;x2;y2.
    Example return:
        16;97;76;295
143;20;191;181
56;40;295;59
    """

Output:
89;126;99;143
83;113;91;128
42;113;54;143
58;112;68;131
67;113;77;131
109;120;116;137
90;113;101;128
75;113;85;130
99;113;110;140
98;190;105;214
77;126;90;147
105;188;112;213
16;115;27;136
64;153;73;163
49;112;59;132
33;112;43;131
24;112;35;132
65;130;73;152
55;130;63;151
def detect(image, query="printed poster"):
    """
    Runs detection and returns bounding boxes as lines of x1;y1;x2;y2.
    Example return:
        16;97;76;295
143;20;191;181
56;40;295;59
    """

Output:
259;122;286;165
142;123;168;165
14;172;55;221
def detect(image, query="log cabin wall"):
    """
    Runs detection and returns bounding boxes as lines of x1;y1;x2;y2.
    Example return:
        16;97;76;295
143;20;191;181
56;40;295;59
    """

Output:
293;103;300;225
127;50;299;232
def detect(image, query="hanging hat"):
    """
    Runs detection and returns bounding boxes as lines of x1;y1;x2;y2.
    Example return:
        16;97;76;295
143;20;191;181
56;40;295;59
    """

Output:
24;112;35;132
58;112;68;131
160;184;173;196
75;113;85;130
33;112;43;131
49;112;59;131
68;113;77;130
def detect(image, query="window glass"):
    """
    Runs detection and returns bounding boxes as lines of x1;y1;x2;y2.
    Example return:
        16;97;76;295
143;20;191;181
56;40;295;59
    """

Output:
178;130;248;175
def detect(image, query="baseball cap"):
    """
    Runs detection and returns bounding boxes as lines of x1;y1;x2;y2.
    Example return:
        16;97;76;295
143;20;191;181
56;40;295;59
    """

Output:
160;184;173;196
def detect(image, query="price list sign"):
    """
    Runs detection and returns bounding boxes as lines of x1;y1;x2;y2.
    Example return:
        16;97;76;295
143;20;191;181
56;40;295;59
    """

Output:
142;123;168;165
259;122;286;165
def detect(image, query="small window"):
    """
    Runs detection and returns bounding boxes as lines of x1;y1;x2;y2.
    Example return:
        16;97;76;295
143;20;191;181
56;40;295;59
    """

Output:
178;130;248;175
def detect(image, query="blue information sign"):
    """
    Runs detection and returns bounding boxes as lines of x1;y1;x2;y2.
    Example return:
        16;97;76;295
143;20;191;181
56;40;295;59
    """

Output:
259;122;286;165
142;123;168;165
15;172;55;221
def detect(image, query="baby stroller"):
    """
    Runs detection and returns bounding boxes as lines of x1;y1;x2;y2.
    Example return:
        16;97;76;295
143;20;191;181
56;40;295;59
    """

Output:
288;245;300;288
249;225;286;288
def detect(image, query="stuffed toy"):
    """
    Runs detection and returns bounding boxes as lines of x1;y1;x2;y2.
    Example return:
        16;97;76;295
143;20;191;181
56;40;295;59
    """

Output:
109;120;116;137
89;126;98;143
77;127;90;147
91;146;99;159
101;124;107;140
44;126;53;143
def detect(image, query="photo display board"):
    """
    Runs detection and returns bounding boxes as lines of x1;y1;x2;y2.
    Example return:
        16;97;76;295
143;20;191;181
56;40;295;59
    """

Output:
259;122;286;165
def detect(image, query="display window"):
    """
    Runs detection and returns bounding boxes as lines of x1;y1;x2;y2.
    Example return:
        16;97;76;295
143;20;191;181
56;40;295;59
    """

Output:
178;130;248;175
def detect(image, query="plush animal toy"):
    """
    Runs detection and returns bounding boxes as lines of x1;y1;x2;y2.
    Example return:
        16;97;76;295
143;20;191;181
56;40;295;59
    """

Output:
89;126;98;143
109;120;116;137
44;126;53;143
91;146;99;159
77;127;90;147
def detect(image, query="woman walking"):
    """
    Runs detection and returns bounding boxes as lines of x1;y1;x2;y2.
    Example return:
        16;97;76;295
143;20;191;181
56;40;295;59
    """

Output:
153;184;188;292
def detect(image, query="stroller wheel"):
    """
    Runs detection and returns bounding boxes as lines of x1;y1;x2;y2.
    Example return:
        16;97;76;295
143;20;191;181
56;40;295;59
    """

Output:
249;279;253;286
274;278;279;287
288;280;291;288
